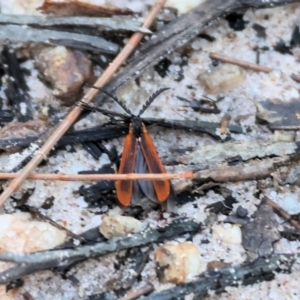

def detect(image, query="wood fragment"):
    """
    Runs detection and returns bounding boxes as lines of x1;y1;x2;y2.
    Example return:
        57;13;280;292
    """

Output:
1;45;34;122
210;52;300;83
0;25;119;54
38;0;133;17
209;52;273;73
119;283;154;300
0;0;167;208
241;203;280;259
142;253;300;300
0;110;14;123
264;197;300;231
22;291;35;300
0;14;142;32
0;219;200;284
193;155;295;183
168;140;298;168
220;114;231;134
107;248;151;293
256;99;300;130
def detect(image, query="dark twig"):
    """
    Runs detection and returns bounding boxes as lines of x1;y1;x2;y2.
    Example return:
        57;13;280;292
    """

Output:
143;253;300;300
24;205;85;242
0;25;119;54
0;14;144;32
0;118;242;153
1;45;34;122
0;220;200;284
264;197;300;231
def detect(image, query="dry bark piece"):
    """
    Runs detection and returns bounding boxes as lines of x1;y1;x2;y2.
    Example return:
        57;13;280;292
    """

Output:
33;46;93;103
199;63;247;94
99;215;144;239
106;248;151;293
1;45;34;122
155;242;202;284
172;140;297;168
220;113;231;134
0;14;142;32
256;98;300;130
264;197;300;231
242;203;280;259
38;0;133;16
0;25;119;54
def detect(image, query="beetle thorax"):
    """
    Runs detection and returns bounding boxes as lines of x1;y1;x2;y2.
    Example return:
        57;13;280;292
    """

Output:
132;116;143;138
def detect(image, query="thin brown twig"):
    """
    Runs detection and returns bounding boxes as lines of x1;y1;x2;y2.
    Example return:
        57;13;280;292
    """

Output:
119;283;154;300
210;52;300;83
210;52;273;73
0;171;194;181
264;196;300;231
0;0;166;208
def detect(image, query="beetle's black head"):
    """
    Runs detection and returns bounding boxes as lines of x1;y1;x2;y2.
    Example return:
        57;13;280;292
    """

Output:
132;116;143;138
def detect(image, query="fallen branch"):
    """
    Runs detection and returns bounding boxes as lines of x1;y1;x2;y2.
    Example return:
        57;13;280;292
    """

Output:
0;0;167;208
0;25;119;54
166;139;297;167
143;253;300;300
0;14;144;32
193;155;295;183
0;219;200;284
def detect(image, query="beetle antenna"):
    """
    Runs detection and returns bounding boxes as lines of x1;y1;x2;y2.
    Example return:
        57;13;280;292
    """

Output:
89;85;133;116
138;88;170;116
